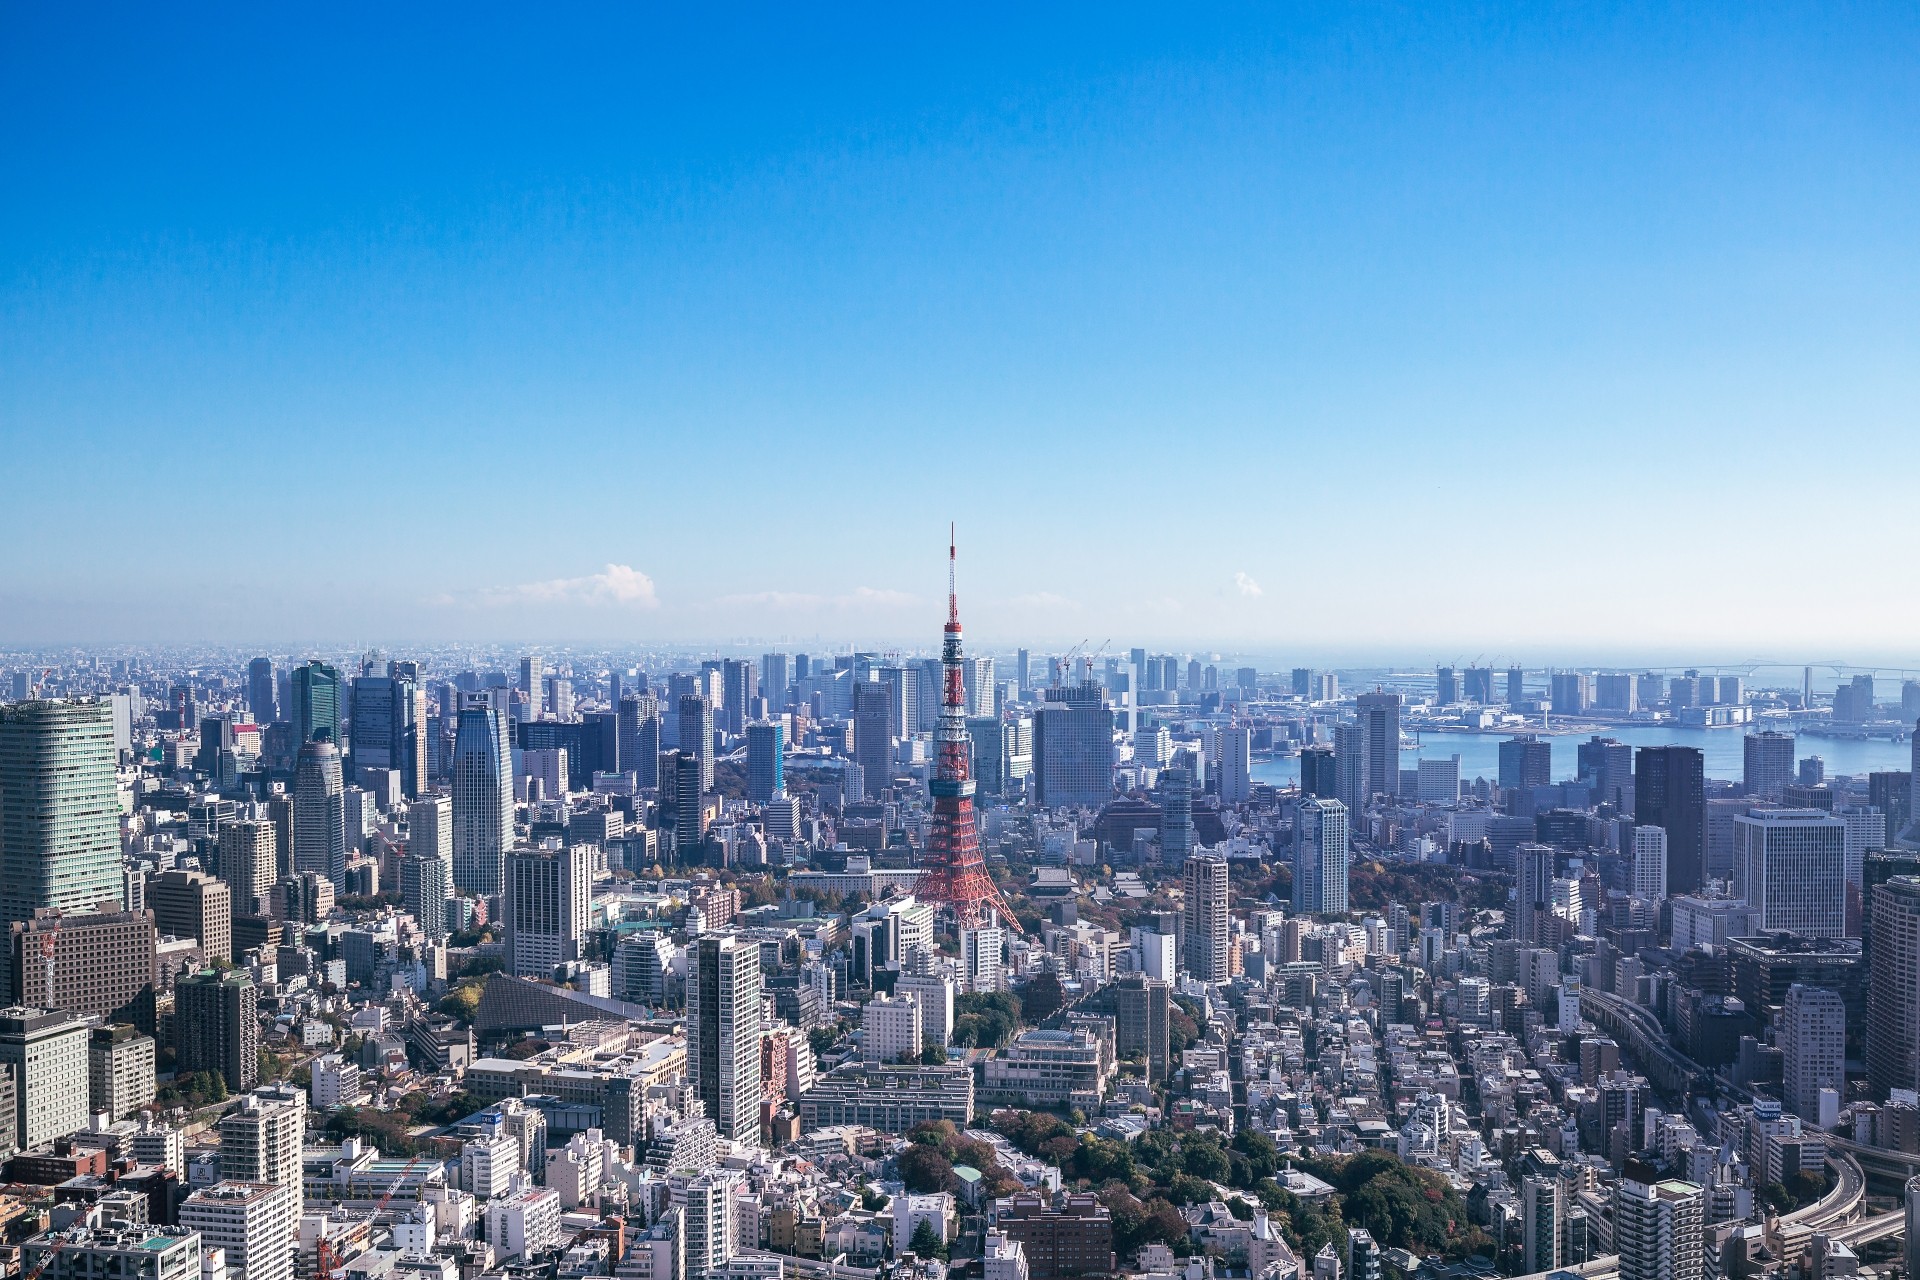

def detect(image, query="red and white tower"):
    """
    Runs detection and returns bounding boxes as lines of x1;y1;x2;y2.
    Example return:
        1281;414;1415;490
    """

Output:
913;528;1020;932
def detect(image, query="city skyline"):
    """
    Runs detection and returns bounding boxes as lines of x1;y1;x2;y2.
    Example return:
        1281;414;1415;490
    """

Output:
7;7;1920;647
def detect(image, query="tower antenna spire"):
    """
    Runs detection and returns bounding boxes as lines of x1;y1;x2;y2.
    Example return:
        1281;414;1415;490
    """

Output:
948;522;958;624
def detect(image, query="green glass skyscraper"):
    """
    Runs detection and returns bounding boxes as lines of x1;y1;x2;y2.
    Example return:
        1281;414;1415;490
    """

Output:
289;659;342;747
0;700;125;929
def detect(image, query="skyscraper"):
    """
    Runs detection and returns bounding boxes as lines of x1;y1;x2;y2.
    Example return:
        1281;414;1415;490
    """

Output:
219;819;277;917
851;681;891;802
1630;826;1668;902
687;934;762;1144
1869;875;1920;1099
1743;731;1796;801
504;842;592;978
1780;984;1845;1124
745;721;785;804
519;656;544;711
1613;1162;1702;1280
1218;726;1252;806
1031;683;1115;809
401;848;451;943
1636;746;1706;895
1434;666;1459;705
678;695;715;793
761;653;791;709
1498;735;1552;791
1515;843;1557;945
618;694;660;788
720;659;755;737
453;704;514;898
1299;746;1336;798
1181;852;1230;983
668;749;706;859
176;969;261;1093
292;738;347;889
247;658;276;723
1577;736;1633;809
150;870;233;964
1293;798;1350;917
1733;809;1845;938
348;669;425;797
964;656;995;718
1159;766;1194;865
0;700;124;929
288;660;342;747
1354;691;1400;809
1112;973;1171;1082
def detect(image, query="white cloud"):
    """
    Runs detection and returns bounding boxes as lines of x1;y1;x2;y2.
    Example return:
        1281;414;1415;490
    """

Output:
1234;571;1263;598
467;564;659;609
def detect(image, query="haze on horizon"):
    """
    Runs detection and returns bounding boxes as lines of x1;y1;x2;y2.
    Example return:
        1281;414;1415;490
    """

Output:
4;6;1920;653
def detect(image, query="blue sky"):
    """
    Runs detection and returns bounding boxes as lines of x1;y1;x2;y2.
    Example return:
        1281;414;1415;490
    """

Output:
4;4;1919;657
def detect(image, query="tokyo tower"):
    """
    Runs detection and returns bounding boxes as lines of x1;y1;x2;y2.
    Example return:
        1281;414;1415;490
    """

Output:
912;529;1021;932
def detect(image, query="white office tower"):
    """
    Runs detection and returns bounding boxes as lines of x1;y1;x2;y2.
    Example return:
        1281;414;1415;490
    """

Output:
0;1007;90;1149
1780;984;1846;1126
503;841;592;978
1294;799;1351;917
1520;1176;1561;1275
862;992;924;1064
984;1231;1030;1280
672;1168;741;1279
1218;727;1252;805
896;974;956;1046
961;925;1005;993
453;702;515;898
462;1126;522;1199
486;1185;562;1260
687;935;762;1144
1614;1163;1703;1280
218;1085;306;1192
180;1182;298;1280
1839;806;1887;899
1416;755;1460;804
1182;851;1232;983
1132;926;1176;981
1631;826;1669;902
1733;809;1846;938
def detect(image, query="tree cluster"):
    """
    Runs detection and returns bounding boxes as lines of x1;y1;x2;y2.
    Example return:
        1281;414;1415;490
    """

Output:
897;1120;1024;1199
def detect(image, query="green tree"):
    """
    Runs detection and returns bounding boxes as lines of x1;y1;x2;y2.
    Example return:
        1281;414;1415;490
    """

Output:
909;1219;949;1261
898;1144;955;1195
922;1041;949;1065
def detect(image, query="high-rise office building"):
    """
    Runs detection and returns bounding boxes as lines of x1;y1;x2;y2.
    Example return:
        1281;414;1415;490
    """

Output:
1613;1162;1702;1280
1630;826;1668;902
218;1084;305;1191
1744;731;1796;801
688;935;762;1144
400;851;451;943
1354;691;1400;810
664;750;707;860
1869;875;1920;1099
679;695;715;794
1182;852;1230;983
1160;766;1194;865
745;721;785;804
1637;746;1706;895
1434;666;1459;705
1780;984;1845;1124
1550;671;1590;714
0;1006;90;1149
1577;736;1633;810
504;842;591;978
1032;684;1115;810
292;738;347;889
180;1182;298;1280
618;694;661;788
0;701;124;930
1733;809;1846;938
965;657;996;718
11;909;157;1026
519;656;544;710
88;1024;155;1119
247;658;276;723
968;716;1006;797
1515;843;1556;945
348;670;425;797
219;819;277;917
1015;649;1030;691
1293;798;1350;917
850;682;890;802
720;660;755;737
1299;746;1336;798
1498;735;1553;791
1113;973;1171;1082
761;654;791;709
288;660;342;747
1595;672;1639;712
150;870;232;964
453;704;514;898
176;969;260;1093
1218;726;1252;805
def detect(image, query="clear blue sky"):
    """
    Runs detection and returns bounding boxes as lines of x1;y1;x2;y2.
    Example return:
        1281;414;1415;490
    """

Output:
5;4;1919;658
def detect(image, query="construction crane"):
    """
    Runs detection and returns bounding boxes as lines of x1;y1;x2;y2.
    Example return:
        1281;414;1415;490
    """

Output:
25;1234;74;1280
372;1149;430;1220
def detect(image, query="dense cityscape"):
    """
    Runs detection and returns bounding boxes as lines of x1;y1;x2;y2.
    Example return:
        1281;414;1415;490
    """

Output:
0;546;1917;1280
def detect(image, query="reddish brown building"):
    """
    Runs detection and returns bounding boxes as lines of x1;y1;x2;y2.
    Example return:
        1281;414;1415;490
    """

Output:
9;1141;107;1185
995;1193;1115;1278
